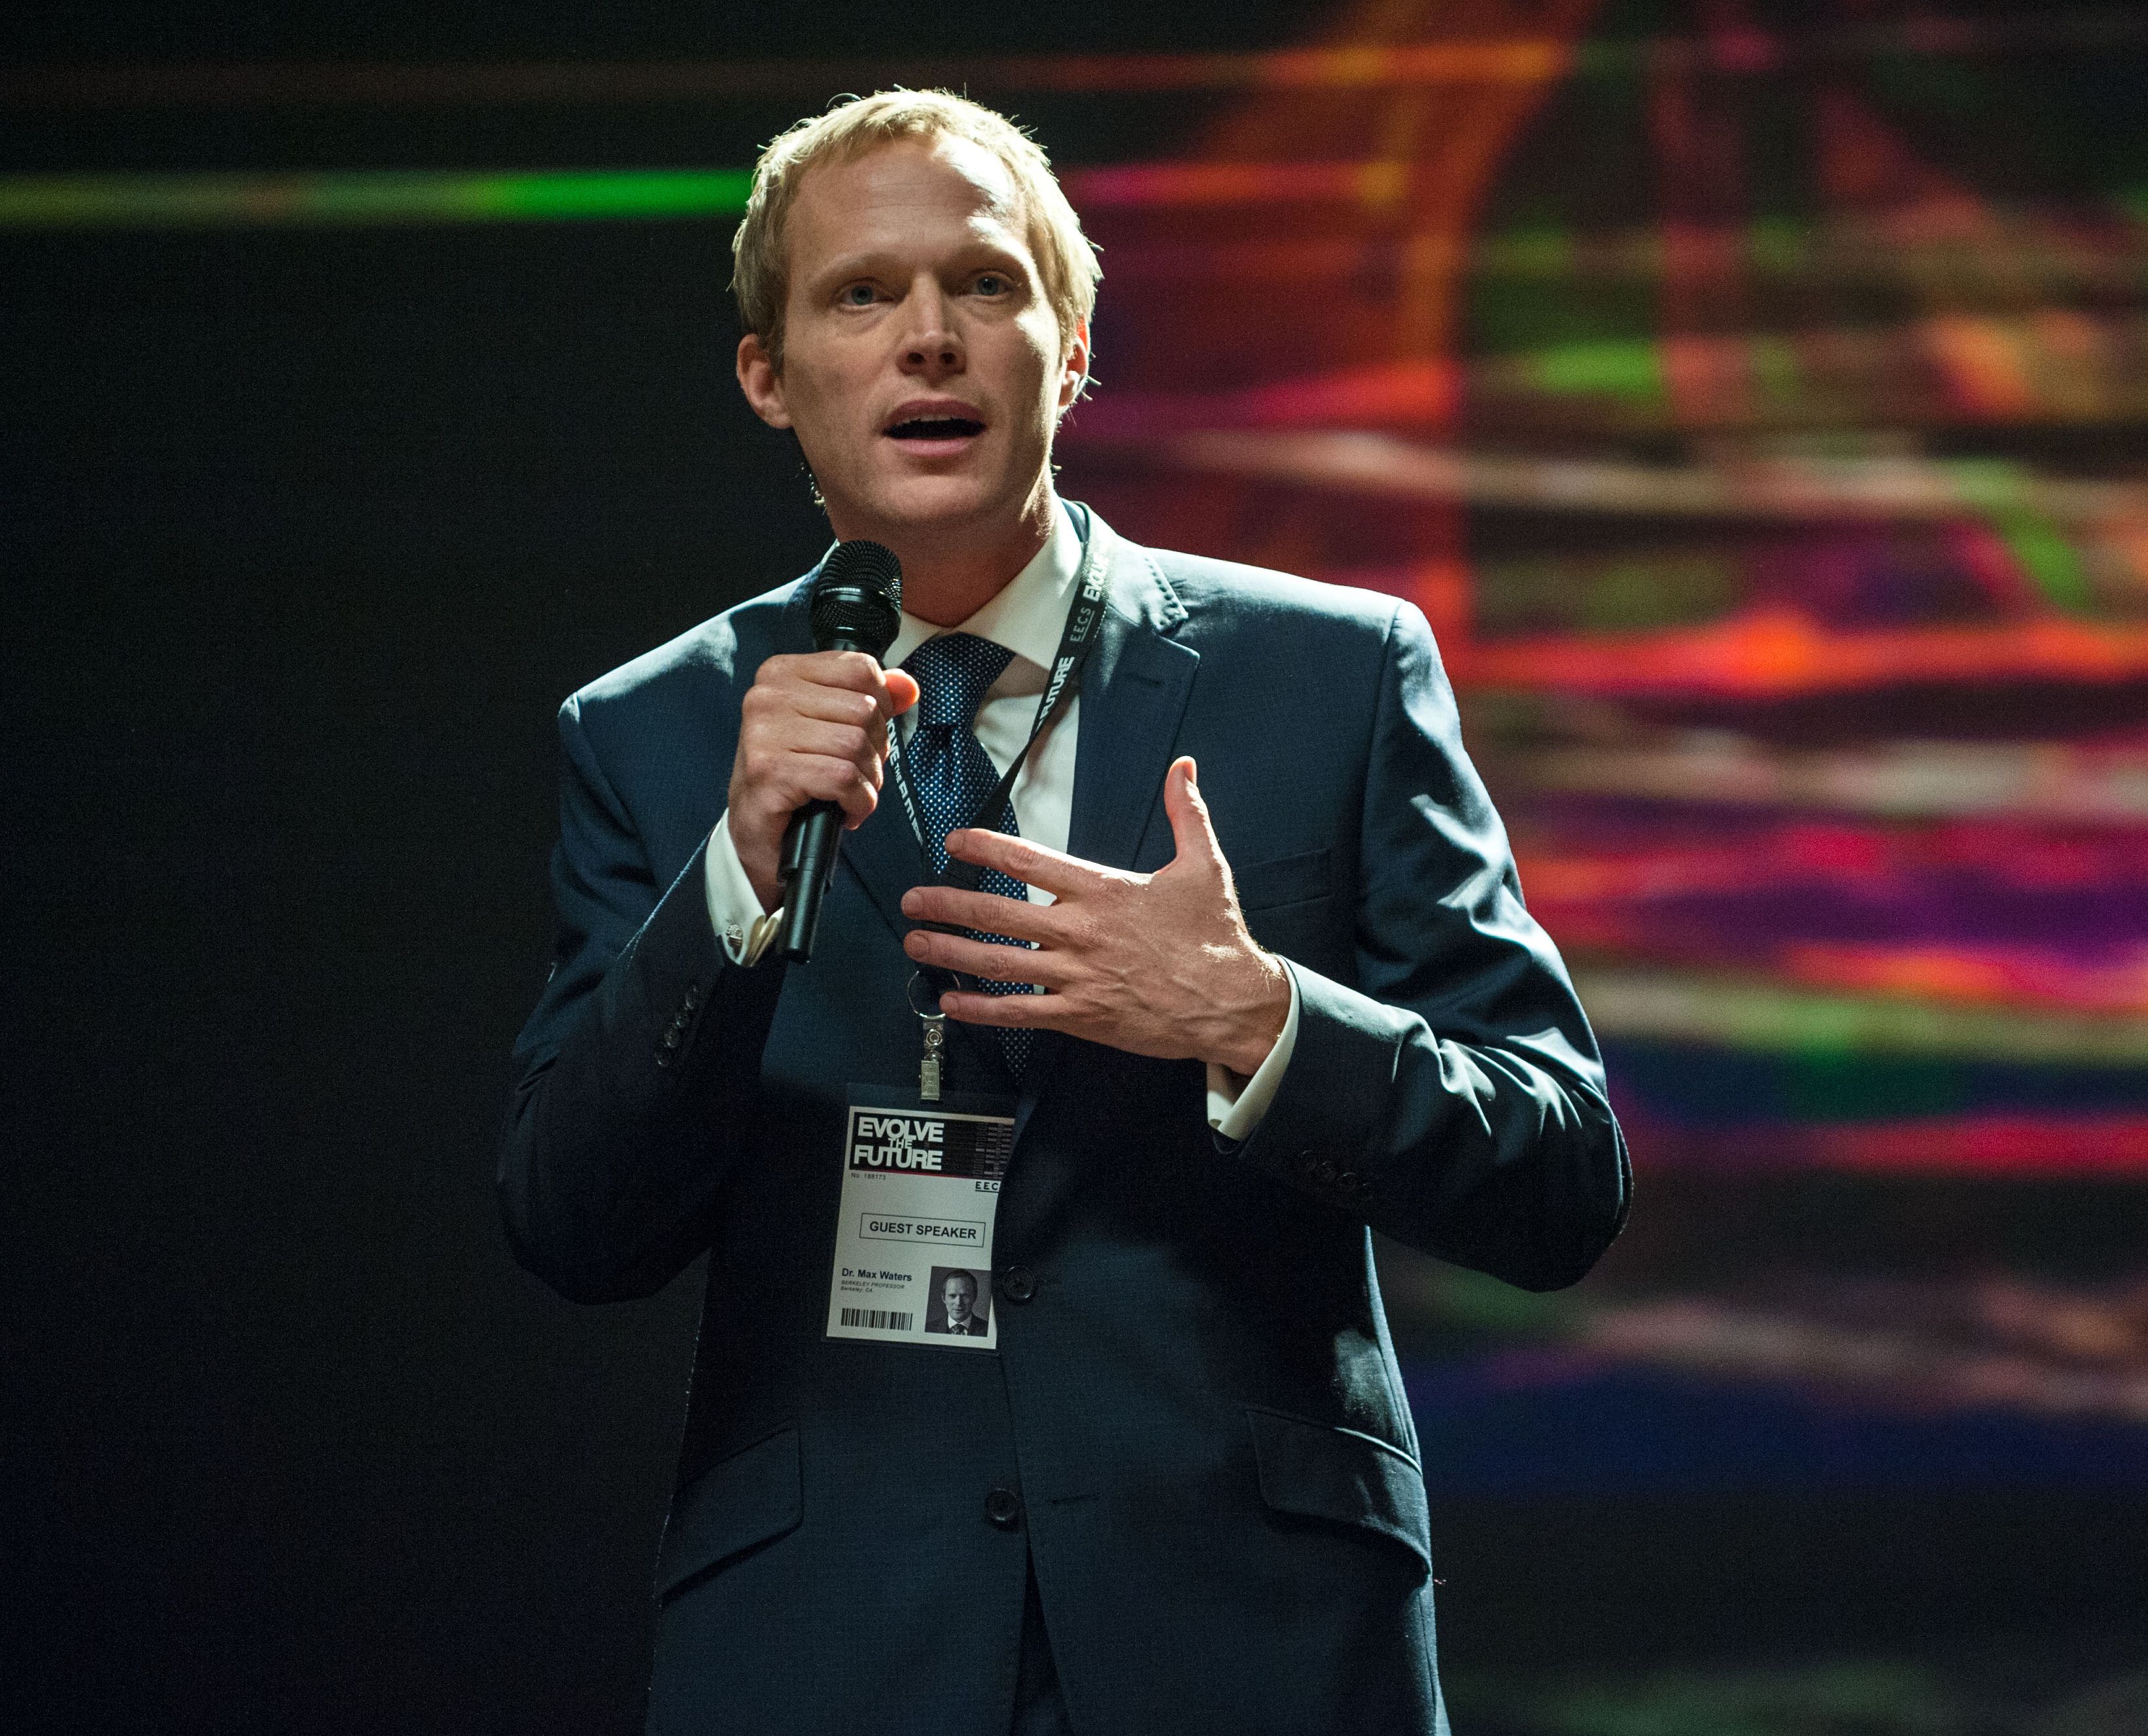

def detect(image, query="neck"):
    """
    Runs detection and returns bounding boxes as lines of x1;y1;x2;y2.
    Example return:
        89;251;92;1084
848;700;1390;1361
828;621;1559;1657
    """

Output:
834;485;1057;628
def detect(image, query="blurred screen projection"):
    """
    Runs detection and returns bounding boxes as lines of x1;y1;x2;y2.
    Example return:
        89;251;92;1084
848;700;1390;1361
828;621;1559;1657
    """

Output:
1049;0;2148;1527
9;1;2145;1731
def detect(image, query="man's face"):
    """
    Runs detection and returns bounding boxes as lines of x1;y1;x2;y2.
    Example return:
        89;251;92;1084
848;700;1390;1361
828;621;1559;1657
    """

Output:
943;1274;976;1324
736;135;1087;546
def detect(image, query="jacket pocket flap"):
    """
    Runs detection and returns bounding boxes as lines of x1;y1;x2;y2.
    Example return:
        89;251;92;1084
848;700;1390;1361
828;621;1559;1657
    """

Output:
654;1425;803;1601
1232;848;1332;912
1246;1405;1430;1572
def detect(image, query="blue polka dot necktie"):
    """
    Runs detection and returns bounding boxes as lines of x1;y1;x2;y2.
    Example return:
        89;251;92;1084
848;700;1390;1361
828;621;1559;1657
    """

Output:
901;632;1035;1079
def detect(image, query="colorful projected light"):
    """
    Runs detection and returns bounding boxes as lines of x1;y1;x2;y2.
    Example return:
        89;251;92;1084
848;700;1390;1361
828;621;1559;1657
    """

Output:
1053;1;2148;1204
12;1;2139;1486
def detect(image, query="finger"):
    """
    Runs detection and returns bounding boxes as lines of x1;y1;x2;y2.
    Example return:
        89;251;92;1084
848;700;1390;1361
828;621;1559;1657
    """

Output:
816;649;898;697
937;988;1064;1030
776;718;888;784
943;827;1111;898
1161;755;1224;874
751;675;892;735
765;651;904;716
903;929;1067;988
884;668;920;716
901;883;1057;942
770;752;880;827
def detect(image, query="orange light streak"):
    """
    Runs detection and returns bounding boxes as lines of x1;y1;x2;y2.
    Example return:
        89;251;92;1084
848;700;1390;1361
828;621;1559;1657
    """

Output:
1070;364;1461;439
1925;315;2041;419
1780;943;2148;1017
1453;607;2148;696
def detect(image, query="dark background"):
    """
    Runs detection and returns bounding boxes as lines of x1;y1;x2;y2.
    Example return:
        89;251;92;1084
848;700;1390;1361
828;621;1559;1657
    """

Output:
0;7;1306;1732
8;3;2147;1733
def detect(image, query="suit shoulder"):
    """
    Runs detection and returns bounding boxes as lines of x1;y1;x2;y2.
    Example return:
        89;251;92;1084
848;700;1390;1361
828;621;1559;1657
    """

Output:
1140;546;1405;646
566;580;801;729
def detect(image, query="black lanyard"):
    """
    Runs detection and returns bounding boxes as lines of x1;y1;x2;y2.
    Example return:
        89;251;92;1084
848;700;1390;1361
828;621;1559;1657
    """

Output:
883;502;1109;896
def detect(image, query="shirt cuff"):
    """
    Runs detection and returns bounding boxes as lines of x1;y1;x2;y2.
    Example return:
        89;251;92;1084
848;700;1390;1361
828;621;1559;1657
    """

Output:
704;812;786;967
1205;969;1300;1141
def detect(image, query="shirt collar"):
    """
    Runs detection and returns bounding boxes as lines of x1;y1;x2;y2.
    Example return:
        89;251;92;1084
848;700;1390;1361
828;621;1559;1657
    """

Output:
884;500;1083;675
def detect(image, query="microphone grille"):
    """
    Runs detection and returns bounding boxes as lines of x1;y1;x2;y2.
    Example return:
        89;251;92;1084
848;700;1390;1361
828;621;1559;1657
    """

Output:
810;540;904;655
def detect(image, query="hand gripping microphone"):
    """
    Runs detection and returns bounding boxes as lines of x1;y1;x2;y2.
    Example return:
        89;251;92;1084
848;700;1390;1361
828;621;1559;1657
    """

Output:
778;539;905;963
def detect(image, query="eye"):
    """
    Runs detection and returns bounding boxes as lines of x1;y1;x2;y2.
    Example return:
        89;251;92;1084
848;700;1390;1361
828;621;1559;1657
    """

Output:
838;282;880;307
972;273;1009;297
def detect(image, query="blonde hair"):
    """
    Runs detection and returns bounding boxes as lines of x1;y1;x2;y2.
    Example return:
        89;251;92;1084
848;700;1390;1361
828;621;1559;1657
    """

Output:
731;89;1100;390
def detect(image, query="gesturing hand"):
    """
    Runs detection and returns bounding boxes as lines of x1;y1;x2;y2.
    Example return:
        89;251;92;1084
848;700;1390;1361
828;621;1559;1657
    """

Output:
728;651;921;913
899;757;1291;1077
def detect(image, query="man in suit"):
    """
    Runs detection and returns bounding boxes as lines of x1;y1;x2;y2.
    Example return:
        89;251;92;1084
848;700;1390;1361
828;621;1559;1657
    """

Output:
502;90;1628;1735
929;1270;992;1338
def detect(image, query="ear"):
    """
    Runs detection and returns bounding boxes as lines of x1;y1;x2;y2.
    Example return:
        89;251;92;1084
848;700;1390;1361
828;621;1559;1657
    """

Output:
736;334;793;430
1055;319;1090;414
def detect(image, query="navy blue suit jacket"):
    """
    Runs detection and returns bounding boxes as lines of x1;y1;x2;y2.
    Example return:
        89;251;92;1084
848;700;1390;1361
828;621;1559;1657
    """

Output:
501;508;1629;1735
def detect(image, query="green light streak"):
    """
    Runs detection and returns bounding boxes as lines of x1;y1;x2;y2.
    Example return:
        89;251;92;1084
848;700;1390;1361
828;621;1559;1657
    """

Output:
0;168;751;228
1748;333;1803;409
1945;457;2097;612
1525;337;1666;407
5;169;2142;234
1745;215;1810;275
1575;969;2148;1066
1489;1660;1962;1736
1475;224;1573;277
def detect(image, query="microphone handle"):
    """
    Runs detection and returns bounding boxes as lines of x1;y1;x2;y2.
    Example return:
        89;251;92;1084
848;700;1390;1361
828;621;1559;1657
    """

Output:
776;631;873;963
776;801;842;963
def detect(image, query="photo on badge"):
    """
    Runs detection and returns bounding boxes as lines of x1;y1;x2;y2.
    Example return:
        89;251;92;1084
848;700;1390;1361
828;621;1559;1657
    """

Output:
925;1267;992;1337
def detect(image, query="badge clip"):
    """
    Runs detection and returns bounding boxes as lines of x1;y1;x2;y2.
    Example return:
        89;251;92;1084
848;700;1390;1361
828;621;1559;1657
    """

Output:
909;971;948;1103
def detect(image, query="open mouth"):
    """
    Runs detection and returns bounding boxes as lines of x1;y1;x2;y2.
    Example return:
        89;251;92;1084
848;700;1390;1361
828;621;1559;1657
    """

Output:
886;417;986;441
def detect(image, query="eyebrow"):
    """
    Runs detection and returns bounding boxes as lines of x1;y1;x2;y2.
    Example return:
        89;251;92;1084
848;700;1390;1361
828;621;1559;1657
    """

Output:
806;241;1031;291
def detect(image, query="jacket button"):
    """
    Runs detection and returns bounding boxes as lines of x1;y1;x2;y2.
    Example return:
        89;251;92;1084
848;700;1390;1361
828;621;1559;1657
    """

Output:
683;984;702;1011
1336;1170;1364;1194
984;1487;1022;1529
1311;1158;1338;1185
996;1266;1037;1304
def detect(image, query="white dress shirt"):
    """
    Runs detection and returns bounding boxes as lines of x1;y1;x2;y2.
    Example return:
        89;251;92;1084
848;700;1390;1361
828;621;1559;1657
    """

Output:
702;501;1298;1137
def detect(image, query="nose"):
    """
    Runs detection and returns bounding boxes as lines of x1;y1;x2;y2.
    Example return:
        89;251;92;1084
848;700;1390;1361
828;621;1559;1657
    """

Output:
898;278;963;379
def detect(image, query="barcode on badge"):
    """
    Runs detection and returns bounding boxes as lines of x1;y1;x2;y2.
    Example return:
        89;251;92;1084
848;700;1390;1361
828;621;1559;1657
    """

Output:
839;1308;913;1331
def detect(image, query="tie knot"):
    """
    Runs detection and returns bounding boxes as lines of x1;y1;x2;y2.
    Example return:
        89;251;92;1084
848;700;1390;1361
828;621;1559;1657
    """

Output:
904;633;1016;729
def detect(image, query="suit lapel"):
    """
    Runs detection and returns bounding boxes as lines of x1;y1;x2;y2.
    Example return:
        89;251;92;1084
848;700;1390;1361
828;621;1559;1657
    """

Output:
1014;515;1199;1117
1065;516;1200;874
837;774;934;938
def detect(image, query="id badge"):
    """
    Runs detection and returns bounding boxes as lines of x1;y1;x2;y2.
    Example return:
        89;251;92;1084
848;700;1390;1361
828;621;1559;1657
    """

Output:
825;1085;1016;1350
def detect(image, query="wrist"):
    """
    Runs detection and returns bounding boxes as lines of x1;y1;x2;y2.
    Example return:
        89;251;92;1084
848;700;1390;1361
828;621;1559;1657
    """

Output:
1215;952;1291;1077
725;795;778;909
731;823;783;916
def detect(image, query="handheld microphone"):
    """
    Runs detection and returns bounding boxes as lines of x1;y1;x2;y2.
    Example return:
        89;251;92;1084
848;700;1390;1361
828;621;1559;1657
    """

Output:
778;540;904;963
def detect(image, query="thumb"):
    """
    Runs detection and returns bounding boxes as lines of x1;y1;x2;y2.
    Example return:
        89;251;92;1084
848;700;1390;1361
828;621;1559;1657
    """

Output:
1162;756;1222;873
884;667;920;716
